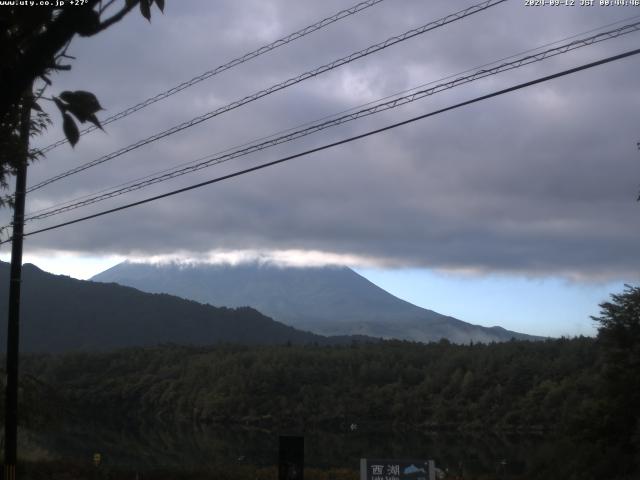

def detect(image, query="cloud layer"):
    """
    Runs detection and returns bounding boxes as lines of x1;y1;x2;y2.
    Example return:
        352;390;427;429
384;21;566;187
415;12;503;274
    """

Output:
4;0;640;279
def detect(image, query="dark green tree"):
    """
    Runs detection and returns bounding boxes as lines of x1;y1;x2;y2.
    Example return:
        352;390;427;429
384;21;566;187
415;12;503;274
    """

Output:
592;285;640;472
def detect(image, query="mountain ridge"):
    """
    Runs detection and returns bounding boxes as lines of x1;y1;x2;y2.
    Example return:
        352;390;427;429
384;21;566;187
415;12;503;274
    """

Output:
0;261;373;352
92;261;541;343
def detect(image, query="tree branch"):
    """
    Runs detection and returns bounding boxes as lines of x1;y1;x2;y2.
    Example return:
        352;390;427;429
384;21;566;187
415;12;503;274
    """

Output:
99;0;118;15
93;0;139;34
0;1;102;118
0;0;142;119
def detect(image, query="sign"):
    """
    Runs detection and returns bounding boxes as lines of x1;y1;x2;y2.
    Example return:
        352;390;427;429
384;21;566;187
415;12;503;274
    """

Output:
360;458;435;480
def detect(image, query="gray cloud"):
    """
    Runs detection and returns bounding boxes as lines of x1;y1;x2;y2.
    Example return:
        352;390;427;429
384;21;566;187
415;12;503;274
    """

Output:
3;0;639;280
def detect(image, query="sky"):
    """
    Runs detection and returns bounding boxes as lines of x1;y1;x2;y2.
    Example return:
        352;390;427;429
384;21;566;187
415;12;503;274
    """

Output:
2;0;640;337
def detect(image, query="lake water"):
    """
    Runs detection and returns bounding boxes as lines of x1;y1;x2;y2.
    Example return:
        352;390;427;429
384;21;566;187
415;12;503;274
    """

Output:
15;421;599;479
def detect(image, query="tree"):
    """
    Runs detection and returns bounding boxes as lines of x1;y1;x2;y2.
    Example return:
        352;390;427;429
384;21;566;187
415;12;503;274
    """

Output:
1;2;166;474
0;0;165;205
592;285;640;472
593;285;640;388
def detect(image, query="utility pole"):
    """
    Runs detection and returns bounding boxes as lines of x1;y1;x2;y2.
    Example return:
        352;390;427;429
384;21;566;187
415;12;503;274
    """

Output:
4;82;32;480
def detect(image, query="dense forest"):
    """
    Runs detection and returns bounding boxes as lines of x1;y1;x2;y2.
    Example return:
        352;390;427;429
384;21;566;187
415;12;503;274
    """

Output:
2;286;638;479
2;336;635;479
18;339;599;432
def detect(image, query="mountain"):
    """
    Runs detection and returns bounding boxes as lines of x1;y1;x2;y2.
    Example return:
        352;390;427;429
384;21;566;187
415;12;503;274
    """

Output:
92;261;540;343
0;262;365;353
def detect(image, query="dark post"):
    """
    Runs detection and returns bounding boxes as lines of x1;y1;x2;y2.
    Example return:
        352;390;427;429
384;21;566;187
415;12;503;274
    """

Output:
278;435;304;480
4;83;32;480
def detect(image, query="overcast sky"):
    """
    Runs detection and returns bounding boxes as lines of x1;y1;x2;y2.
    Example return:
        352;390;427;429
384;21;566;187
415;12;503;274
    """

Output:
2;0;639;336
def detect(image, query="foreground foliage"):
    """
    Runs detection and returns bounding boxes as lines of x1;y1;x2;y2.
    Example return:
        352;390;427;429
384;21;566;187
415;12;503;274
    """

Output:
1;1;165;207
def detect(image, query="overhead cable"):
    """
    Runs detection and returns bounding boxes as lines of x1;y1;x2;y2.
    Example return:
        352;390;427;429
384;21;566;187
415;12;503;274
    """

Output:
23;20;640;222
6;47;638;244
24;13;640;219
27;0;507;193
36;0;388;154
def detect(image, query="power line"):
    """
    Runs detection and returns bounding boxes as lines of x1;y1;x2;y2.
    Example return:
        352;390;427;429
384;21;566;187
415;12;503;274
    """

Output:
36;0;388;155
23;13;640;219
26;0;507;194
6;47;638;244
22;20;640;223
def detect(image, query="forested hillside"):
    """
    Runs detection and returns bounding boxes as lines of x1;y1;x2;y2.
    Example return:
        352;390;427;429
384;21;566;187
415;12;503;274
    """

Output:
0;262;367;352
18;339;598;431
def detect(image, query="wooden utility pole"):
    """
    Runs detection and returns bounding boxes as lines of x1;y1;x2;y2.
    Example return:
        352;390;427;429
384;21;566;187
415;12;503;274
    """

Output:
4;82;32;480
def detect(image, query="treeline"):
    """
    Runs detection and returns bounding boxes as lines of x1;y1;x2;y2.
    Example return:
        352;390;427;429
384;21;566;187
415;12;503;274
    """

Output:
1;332;638;478
18;338;600;433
